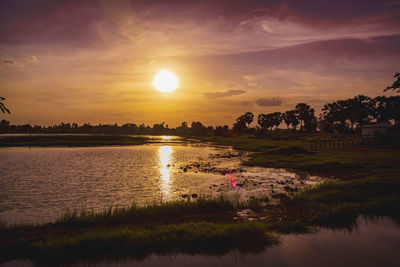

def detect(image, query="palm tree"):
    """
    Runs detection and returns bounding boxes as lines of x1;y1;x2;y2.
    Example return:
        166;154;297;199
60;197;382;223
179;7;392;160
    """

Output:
0;97;10;114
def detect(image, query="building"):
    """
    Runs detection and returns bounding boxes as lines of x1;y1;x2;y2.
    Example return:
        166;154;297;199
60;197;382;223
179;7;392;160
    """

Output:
361;121;393;138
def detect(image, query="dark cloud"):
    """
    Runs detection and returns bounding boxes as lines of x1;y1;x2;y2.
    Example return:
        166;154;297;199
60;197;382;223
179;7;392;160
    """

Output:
3;59;24;67
3;60;16;64
256;97;282;107
0;0;398;50
204;89;246;98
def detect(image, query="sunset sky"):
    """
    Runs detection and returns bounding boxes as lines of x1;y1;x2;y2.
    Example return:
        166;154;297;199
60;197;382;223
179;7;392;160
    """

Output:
1;0;400;127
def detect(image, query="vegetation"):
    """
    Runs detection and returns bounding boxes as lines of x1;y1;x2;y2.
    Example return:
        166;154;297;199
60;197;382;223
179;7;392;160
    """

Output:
384;72;400;93
1;94;399;136
0;135;150;147
0;197;278;263
0;97;10;114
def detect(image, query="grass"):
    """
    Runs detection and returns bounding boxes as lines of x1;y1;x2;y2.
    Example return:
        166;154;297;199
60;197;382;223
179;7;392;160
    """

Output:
0;196;276;263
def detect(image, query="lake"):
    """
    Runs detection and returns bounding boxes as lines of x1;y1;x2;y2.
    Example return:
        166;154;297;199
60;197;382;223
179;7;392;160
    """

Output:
0;137;321;224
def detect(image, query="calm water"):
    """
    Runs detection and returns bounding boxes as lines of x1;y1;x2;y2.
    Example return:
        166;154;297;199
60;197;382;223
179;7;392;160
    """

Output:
0;140;321;223
0;144;219;223
2;216;399;267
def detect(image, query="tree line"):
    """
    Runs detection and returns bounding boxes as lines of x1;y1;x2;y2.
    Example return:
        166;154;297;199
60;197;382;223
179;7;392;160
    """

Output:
1;72;399;136
1;94;399;136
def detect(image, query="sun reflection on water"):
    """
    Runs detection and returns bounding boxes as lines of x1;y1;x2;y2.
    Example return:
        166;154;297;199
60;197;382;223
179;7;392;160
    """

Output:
158;146;173;200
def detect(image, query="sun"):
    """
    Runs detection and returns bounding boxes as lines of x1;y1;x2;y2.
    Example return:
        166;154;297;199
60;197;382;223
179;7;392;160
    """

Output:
152;70;179;92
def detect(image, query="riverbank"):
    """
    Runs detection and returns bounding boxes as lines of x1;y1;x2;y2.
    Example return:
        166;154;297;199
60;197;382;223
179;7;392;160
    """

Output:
0;134;152;147
197;133;400;226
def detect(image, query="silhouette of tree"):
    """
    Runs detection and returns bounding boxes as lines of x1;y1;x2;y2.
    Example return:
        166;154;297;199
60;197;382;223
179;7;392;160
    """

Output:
190;121;208;136
295;103;316;132
322;100;349;132
257;113;275;132
271;112;282;130
0;97;10;114
233;112;254;133
282;110;299;131
384;72;400;93
347;95;373;129
373;96;400;125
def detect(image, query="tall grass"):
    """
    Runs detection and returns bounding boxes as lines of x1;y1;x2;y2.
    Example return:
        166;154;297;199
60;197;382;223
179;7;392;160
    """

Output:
55;194;242;226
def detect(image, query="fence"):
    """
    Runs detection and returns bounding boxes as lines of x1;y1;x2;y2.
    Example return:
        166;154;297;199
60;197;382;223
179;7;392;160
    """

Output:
309;138;361;151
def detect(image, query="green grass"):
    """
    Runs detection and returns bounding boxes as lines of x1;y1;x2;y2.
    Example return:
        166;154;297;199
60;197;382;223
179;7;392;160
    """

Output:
0;197;275;263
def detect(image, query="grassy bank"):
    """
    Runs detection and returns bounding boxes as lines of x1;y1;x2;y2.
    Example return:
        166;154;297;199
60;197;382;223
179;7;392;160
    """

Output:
0;135;152;147
0;197;277;263
198;133;400;228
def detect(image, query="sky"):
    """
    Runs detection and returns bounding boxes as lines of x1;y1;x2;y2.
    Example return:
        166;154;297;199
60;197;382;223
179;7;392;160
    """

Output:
1;0;400;127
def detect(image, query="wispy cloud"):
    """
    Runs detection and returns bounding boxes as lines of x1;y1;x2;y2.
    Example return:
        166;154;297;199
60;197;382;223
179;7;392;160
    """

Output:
256;97;282;107
204;89;246;98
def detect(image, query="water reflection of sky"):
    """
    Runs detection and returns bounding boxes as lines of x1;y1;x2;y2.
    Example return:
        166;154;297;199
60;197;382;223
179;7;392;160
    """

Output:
158;146;172;200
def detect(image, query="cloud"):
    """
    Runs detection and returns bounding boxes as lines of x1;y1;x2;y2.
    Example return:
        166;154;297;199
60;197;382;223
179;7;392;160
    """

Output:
27;56;38;62
256;97;282;107
204;89;246;98
3;59;24;67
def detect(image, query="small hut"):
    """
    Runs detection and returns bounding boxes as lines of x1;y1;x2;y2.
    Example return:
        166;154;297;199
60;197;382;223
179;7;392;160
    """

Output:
361;121;393;138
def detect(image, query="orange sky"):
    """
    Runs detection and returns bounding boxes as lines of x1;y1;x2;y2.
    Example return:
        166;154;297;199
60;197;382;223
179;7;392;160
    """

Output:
1;0;400;126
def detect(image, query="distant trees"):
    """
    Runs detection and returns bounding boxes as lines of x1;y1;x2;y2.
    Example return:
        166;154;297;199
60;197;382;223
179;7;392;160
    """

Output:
190;121;209;136
384;72;400;93
0;97;10;114
321;95;373;132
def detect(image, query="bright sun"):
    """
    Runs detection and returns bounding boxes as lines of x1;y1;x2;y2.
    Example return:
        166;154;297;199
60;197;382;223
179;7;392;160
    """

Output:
152;70;179;92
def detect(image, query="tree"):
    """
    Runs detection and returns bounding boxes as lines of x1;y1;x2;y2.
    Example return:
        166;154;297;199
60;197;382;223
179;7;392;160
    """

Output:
190;121;208;136
347;95;373;129
282;110;299;131
257;113;275;132
233;112;254;134
295;103;316;132
373;96;400;125
322;100;349;132
384;72;400;93
271;112;282;130
0;97;10;114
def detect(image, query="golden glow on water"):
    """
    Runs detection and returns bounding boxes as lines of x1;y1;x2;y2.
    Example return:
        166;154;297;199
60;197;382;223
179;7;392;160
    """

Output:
158;146;173;199
161;136;172;140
